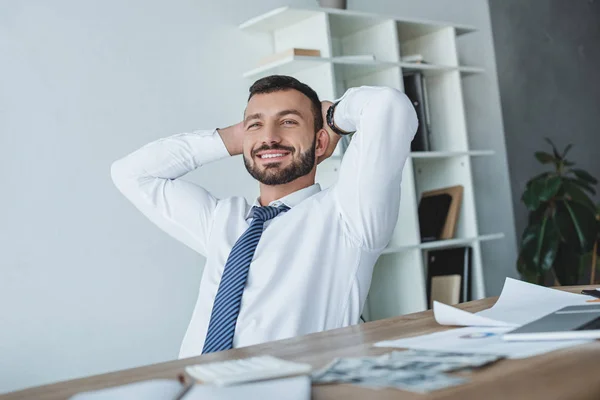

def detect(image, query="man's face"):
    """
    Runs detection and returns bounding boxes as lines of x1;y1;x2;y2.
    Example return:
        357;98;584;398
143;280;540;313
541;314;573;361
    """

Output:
242;89;318;185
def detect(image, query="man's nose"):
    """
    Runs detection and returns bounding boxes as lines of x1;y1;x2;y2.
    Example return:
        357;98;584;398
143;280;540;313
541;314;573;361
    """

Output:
261;124;283;145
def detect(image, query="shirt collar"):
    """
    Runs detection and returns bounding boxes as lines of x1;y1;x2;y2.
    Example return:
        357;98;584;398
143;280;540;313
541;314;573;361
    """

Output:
245;183;321;220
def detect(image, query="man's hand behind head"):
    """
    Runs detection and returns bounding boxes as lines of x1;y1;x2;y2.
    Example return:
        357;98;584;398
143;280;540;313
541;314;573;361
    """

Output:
217;121;245;156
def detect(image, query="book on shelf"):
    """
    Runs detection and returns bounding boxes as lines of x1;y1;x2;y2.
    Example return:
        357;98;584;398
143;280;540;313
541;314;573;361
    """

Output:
418;185;463;242
403;72;432;152
426;246;472;308
258;48;321;66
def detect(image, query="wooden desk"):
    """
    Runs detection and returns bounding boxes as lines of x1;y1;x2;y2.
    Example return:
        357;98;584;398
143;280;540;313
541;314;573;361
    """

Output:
4;285;600;400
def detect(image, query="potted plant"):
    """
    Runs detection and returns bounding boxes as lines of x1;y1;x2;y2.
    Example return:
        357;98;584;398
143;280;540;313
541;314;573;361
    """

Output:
517;139;600;285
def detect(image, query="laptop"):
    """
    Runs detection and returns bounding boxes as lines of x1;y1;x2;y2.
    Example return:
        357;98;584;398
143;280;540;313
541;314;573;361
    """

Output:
503;304;600;341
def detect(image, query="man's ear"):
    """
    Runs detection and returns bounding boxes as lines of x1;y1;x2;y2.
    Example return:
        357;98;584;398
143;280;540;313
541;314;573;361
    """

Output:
315;128;330;159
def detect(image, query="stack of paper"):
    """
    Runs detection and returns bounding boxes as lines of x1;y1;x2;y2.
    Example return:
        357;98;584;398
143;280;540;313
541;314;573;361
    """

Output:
375;278;597;359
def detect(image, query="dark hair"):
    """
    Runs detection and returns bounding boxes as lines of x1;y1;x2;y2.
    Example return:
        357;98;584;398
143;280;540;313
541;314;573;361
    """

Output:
248;75;323;132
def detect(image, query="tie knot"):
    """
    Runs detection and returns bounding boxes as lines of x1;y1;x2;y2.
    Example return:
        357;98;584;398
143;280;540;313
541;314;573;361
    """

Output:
251;205;290;222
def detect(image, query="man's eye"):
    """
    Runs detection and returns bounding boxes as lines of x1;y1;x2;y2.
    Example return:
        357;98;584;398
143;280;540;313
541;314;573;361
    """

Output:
283;120;298;125
248;123;260;129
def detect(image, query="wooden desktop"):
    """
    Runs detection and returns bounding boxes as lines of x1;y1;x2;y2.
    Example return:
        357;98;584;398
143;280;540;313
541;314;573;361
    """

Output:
3;285;600;400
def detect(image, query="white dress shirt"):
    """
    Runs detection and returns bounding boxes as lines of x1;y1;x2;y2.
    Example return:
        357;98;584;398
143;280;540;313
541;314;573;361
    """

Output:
110;86;418;358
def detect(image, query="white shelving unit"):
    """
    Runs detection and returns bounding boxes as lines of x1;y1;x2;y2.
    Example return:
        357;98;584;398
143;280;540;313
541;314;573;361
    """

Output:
239;6;503;320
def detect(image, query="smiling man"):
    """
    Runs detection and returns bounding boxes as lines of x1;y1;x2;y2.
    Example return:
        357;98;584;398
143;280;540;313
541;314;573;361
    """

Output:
111;75;418;358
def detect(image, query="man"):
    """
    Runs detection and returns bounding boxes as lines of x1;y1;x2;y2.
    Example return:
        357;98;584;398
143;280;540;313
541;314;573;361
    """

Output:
111;75;418;358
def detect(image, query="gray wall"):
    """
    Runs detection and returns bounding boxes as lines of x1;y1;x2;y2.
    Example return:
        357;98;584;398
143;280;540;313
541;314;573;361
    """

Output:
489;0;600;242
0;0;515;393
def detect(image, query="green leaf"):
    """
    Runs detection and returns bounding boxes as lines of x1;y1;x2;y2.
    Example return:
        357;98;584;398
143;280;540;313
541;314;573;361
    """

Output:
562;181;596;213
527;208;546;226
571;169;598;185
535;151;557;165
518;225;541;280
563;201;597;252
563;160;575;167
533;215;559;271
566;177;596;195
521;222;540;246
525;172;553;188
519;216;559;276
539;176;562;202
562;144;573;158
522;177;548;210
517;256;540;283
522;186;540;211
522;176;562;211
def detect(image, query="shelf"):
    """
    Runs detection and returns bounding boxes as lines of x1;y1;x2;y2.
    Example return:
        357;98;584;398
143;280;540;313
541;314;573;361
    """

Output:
399;62;454;75
331;58;401;80
458;66;485;75
239;5;506;318
243;56;483;80
409;150;494;158
239;6;476;37
239;7;319;32
242;55;326;79
382;233;505;254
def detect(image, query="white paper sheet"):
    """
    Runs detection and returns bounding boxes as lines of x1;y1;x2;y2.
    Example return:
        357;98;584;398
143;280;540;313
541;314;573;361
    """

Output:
433;302;515;327
69;376;310;400
374;327;590;359
435;278;595;327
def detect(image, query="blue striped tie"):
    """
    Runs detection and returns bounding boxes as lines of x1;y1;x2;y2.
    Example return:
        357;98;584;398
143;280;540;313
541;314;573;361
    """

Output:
202;205;290;354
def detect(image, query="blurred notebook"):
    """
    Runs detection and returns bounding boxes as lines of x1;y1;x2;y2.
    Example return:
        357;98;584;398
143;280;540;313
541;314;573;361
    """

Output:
403;72;431;151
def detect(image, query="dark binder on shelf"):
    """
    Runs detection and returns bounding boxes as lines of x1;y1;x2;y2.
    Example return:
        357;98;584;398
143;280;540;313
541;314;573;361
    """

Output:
426;246;472;308
418;194;452;242
418;185;463;242
403;72;431;152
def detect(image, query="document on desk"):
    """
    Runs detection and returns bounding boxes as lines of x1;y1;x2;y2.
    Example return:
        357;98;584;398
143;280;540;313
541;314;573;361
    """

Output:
375;278;596;358
375;327;591;359
434;277;595;327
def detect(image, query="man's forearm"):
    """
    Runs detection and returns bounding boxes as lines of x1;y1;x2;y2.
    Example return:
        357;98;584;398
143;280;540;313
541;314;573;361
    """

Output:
110;129;228;256
330;86;418;250
111;129;230;185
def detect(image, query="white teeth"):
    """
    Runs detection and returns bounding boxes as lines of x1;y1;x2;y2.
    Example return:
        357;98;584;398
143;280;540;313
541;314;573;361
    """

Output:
260;153;285;159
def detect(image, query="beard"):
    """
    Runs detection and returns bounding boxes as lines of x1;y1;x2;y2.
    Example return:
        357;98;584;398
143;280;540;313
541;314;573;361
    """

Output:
243;137;316;185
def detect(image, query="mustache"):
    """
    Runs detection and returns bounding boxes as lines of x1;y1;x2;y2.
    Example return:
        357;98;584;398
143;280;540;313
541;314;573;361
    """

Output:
252;143;295;157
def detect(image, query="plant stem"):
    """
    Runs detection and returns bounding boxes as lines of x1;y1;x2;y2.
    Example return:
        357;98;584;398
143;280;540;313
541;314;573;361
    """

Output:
591;241;598;285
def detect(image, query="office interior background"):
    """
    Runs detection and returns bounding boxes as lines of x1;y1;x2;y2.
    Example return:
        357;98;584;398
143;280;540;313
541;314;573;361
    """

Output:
1;0;598;394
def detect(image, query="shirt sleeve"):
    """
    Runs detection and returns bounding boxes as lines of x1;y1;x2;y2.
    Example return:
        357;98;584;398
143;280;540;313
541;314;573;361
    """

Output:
110;129;230;256
331;86;419;250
